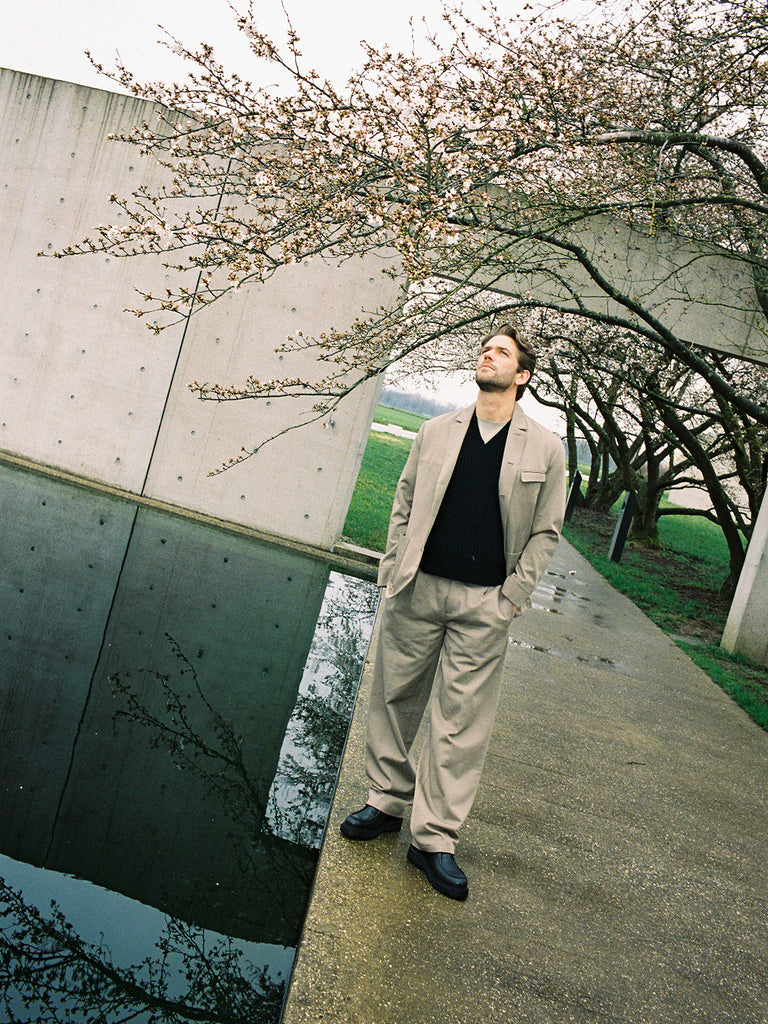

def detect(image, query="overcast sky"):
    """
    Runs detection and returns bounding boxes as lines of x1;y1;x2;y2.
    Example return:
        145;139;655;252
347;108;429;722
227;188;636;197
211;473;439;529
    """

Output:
0;0;565;420
0;0;460;91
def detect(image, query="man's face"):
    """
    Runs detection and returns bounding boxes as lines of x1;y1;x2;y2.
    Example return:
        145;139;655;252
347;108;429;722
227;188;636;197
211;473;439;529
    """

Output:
475;336;531;394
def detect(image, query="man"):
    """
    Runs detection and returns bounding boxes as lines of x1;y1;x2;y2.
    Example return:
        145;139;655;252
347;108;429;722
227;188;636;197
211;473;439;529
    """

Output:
340;322;566;900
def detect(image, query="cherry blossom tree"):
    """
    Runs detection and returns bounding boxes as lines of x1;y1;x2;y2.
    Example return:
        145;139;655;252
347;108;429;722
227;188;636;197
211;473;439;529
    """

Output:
56;0;768;468
528;316;768;594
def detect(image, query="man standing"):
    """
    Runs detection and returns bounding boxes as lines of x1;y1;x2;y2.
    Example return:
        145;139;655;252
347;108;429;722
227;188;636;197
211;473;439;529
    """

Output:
340;322;566;900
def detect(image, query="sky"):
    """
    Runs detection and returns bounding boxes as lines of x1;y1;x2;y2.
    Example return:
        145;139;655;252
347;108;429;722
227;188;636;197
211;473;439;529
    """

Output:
0;0;565;422
0;0;458;92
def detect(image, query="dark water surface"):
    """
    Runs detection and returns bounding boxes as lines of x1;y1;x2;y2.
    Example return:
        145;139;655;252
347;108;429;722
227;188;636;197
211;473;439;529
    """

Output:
0;462;378;1023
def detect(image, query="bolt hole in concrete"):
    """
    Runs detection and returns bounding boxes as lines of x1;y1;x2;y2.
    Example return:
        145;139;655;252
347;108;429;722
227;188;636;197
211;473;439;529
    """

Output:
0;462;378;1023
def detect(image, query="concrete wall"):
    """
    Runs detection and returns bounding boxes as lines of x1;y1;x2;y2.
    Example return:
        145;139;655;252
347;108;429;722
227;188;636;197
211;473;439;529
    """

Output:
483;212;768;365
722;490;768;666
0;68;401;549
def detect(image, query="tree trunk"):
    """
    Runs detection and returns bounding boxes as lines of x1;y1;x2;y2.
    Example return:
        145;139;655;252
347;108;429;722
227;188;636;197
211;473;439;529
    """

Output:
629;486;662;547
565;408;579;479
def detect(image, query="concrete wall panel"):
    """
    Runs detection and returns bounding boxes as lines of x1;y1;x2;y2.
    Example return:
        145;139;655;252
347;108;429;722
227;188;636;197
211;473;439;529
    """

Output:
142;254;397;547
483;214;768;366
722;488;768;666
0;68;399;547
0;70;188;491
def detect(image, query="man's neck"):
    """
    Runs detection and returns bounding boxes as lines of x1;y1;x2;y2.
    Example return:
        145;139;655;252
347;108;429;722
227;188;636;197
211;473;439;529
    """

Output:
475;390;517;423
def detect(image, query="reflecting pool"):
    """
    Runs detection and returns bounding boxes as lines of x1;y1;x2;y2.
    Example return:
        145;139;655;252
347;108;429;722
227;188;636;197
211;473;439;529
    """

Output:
0;462;378;1023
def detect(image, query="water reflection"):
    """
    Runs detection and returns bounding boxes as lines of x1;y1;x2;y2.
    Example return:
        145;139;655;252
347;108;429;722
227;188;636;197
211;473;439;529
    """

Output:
0;463;378;1022
1;867;287;1023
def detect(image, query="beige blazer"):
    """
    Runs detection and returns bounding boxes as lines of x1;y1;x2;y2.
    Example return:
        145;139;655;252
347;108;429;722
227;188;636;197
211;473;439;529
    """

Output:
377;403;567;613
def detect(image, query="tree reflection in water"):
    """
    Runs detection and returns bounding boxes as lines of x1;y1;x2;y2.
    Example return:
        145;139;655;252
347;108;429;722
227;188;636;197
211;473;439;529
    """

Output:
0;887;284;1023
0;572;378;1023
268;575;380;848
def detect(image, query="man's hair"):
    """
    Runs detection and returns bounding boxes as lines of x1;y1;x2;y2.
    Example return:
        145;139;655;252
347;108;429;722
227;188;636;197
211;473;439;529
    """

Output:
480;321;536;399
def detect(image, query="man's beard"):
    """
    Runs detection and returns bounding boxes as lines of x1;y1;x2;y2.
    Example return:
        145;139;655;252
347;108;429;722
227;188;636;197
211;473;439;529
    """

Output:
475;370;514;393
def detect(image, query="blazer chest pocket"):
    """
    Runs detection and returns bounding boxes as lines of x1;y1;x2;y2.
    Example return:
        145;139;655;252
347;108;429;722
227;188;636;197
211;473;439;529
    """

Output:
520;469;547;483
515;469;547;515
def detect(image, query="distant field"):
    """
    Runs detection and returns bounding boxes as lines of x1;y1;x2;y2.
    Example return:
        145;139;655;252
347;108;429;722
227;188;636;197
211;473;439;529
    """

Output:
342;405;423;549
373;405;427;432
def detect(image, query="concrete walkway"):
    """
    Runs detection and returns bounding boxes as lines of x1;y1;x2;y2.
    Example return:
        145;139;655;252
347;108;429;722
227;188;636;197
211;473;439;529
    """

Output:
282;539;768;1024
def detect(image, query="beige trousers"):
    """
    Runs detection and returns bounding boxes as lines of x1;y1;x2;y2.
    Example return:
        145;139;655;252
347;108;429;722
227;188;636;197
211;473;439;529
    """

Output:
366;570;514;853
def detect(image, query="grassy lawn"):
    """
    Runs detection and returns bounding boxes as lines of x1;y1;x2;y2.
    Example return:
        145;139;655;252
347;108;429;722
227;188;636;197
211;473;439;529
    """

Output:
563;509;731;639
342;430;412;551
342;410;768;730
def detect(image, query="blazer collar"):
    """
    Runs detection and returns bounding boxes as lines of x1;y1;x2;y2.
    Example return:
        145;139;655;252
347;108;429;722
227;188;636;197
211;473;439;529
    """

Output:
508;403;528;432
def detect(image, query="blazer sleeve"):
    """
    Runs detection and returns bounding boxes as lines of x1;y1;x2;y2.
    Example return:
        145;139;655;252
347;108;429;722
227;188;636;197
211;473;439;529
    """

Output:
376;425;424;588
501;436;567;611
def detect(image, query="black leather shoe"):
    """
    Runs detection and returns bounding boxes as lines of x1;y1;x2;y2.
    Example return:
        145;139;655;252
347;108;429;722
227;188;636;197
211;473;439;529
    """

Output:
340;805;403;840
407;844;469;901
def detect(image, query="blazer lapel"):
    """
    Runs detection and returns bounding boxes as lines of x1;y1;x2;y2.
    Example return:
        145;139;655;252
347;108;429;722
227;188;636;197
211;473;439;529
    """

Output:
431;404;475;514
499;405;528;509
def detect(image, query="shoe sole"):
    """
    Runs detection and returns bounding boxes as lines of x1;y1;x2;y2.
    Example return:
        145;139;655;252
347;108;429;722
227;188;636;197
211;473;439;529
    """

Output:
407;845;469;901
339;819;402;840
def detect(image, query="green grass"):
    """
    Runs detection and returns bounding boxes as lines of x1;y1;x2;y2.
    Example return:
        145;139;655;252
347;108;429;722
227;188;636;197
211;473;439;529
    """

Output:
658;511;730;574
675;642;768;731
342;423;768;730
372;406;427;432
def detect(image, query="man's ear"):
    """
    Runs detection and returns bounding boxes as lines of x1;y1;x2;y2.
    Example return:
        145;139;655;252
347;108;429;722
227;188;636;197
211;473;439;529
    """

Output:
516;368;532;386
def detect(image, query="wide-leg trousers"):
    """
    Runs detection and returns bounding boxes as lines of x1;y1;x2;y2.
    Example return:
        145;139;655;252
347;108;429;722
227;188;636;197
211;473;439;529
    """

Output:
365;570;515;853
